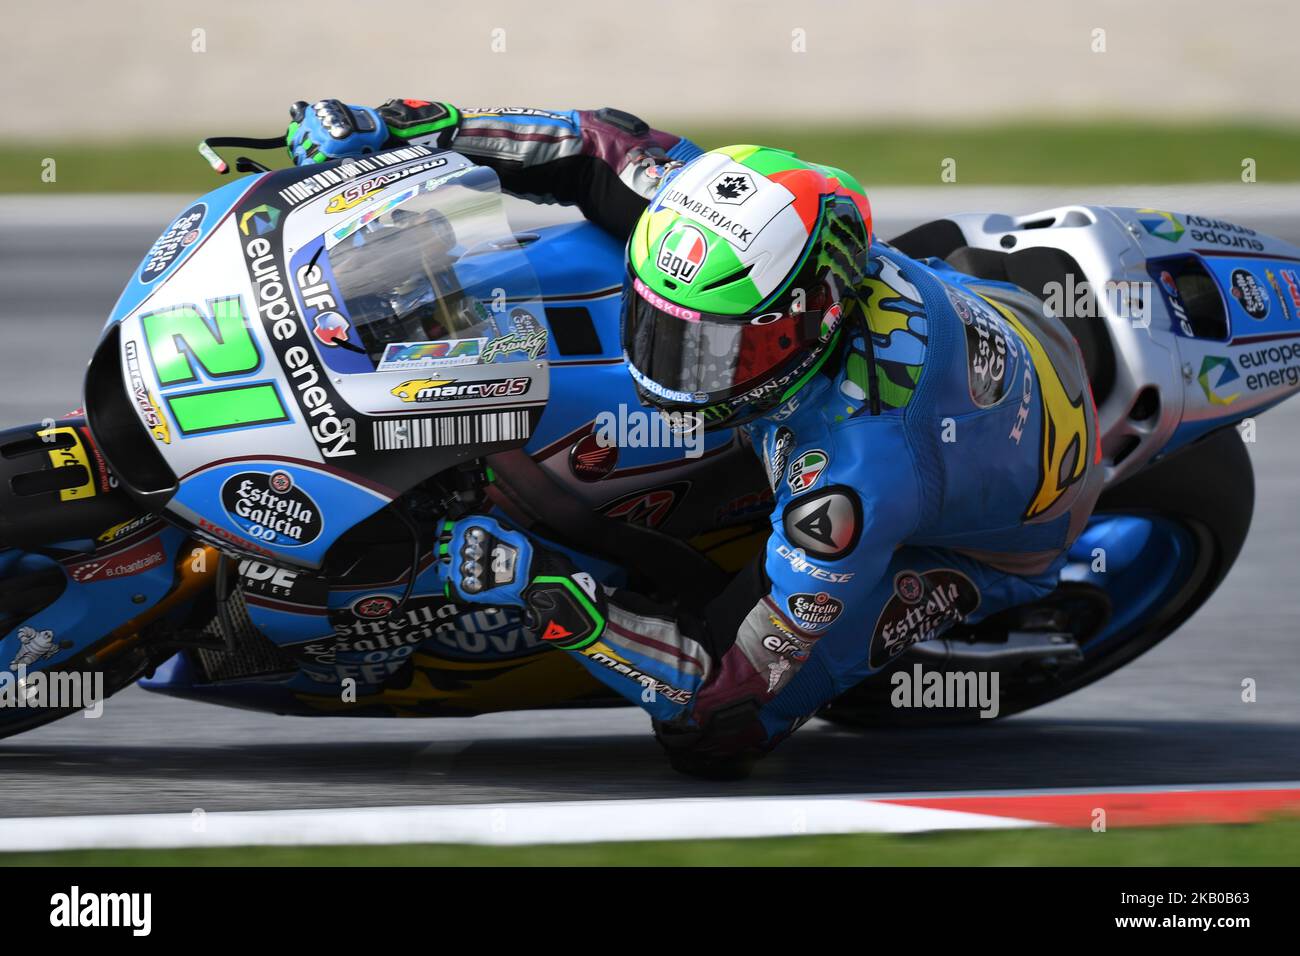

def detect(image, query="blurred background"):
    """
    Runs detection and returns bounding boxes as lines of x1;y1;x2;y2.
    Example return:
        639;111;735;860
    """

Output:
4;0;1300;190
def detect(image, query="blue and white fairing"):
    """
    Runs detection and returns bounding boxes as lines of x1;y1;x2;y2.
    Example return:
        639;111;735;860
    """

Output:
937;204;1300;480
85;147;549;570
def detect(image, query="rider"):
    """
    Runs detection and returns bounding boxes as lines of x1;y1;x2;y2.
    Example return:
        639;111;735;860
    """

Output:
288;99;1104;777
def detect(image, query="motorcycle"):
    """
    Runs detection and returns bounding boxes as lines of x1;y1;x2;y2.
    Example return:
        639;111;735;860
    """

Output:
0;140;1286;739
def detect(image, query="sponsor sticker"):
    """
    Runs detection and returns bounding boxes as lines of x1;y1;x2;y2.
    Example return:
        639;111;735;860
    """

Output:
97;514;161;545
238;204;281;237
352;594;398;619
1230;269;1270;320
1158;269;1195;336
220;470;323;547
767;427;795;490
244;231;357;458
66;536;167;584
1280;269;1300;315
481;329;548;362
389;376;530;403
708;171;757;205
570;432;619;481
946;285;1017;408
325;168;435;214
275;150;446;208
10;625;60;670
785;591;844;631
238;558;328;602
1135;209;1184;243
597;482;689;528
377;339;486;371
786;449;828;494
1234;342;1300;393
123;340;172;444
1265;270;1292;321
869;569;981;668
654;161;793;252
656;222;710;283
632;275;700;321
327;185;421;248
782;486;862;561
140;203;206;284
39;426;113;502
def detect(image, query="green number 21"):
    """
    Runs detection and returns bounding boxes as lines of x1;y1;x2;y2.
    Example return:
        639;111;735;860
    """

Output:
141;296;289;436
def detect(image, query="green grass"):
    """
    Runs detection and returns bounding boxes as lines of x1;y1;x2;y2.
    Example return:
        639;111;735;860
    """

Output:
682;122;1298;186
3;818;1297;866
0;140;291;195
4;123;1299;193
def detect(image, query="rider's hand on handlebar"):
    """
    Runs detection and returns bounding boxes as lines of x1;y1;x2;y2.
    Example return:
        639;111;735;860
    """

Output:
438;516;609;651
437;516;536;607
286;99;389;165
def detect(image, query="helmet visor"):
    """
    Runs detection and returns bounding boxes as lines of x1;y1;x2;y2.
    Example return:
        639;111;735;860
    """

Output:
621;271;838;405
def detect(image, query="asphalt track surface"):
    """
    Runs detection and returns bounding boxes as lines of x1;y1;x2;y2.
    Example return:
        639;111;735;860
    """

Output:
0;191;1297;817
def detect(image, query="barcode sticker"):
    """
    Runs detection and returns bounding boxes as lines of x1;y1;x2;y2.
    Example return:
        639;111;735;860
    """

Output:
277;146;435;205
372;410;532;451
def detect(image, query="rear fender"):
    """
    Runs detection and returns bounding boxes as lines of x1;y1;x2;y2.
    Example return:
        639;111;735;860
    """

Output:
926;205;1300;478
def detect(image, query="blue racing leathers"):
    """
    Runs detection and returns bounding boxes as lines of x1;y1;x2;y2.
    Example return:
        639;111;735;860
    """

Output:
287;98;703;236
444;242;1104;767
301;99;1105;766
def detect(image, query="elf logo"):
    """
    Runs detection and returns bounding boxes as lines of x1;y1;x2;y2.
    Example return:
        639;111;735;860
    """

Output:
657;223;709;283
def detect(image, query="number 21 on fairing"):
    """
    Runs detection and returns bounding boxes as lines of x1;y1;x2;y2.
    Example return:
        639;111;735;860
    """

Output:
139;295;290;437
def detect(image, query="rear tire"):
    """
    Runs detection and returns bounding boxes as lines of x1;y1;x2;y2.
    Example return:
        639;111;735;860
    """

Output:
819;426;1254;728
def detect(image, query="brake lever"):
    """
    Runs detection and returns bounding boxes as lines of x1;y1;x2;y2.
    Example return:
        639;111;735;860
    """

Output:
198;135;287;176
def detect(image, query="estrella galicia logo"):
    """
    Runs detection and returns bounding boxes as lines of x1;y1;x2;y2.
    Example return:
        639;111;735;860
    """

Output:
220;470;323;547
786;591;844;631
352;594;398;619
1230;269;1270;320
139;202;207;284
869;568;981;668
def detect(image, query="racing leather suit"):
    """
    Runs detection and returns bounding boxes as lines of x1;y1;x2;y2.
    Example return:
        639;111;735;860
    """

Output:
298;100;1105;770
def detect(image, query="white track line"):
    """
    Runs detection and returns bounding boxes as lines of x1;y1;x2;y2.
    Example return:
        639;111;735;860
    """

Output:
0;796;1041;852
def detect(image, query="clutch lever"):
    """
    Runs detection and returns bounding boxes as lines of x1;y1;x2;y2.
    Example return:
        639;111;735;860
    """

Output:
198;135;287;175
